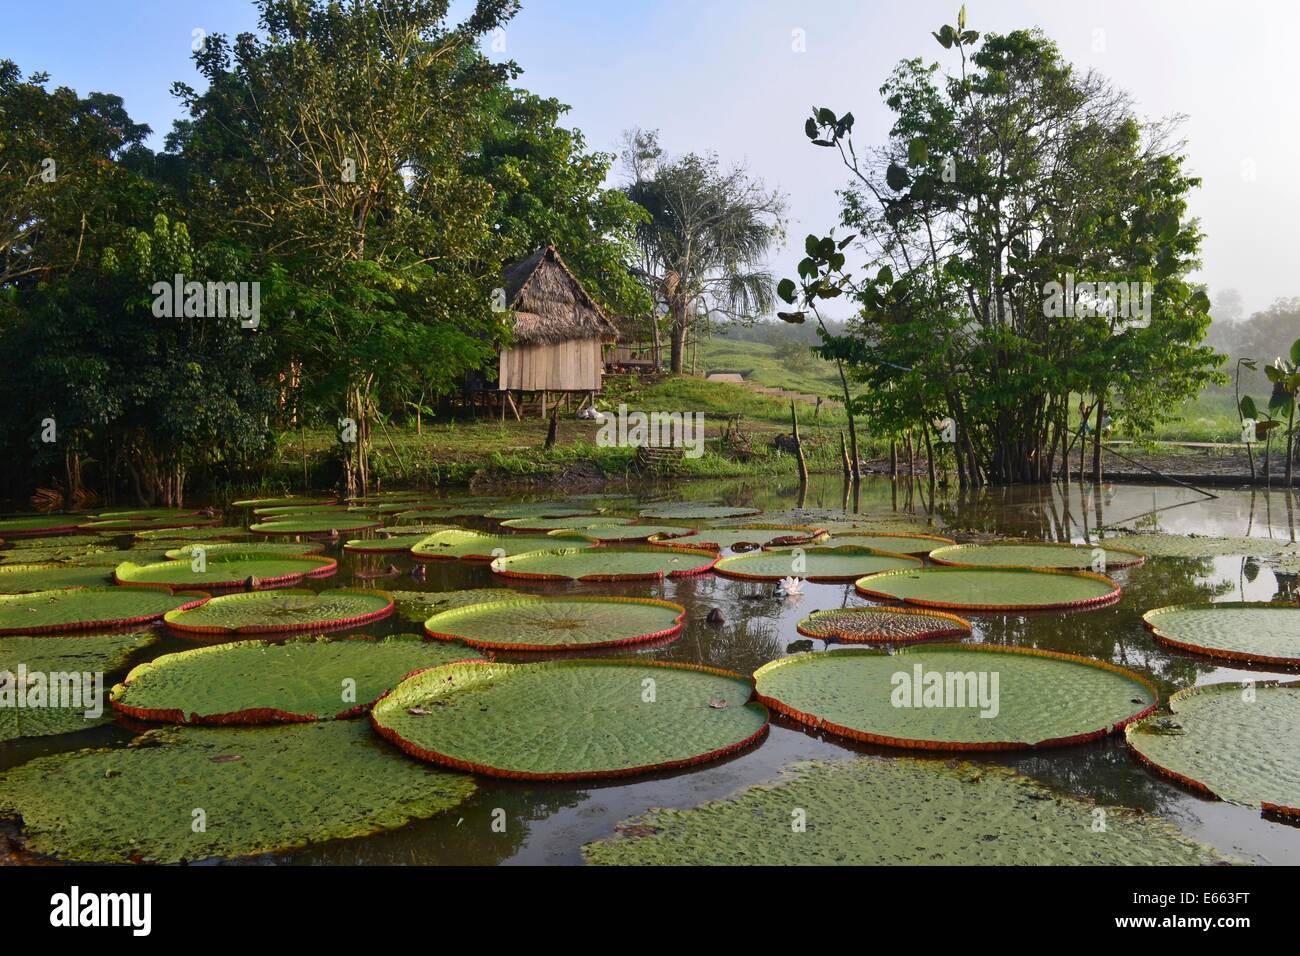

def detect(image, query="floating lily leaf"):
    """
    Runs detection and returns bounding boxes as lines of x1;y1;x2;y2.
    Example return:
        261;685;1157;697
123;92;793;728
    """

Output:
499;515;635;532
825;532;956;555
411;528;593;561
391;504;497;520
855;566;1121;610
115;553;338;590
78;516;217;533
231;496;337;509
111;634;477;724
163;588;392;636
60;547;174;567
492;545;718;582
717;546;919;582
249;515;382;535
564;524;691;542
1142;602;1300;667
0;542;116;565
652;524;826;550
796;606;972;643
754;645;1156;750
0;721;476;863
94;508;206;520
0;588;208;635
1126;681;1300;817
484;503;601;520
343;530;454;553
0;563;112;593
163;540;325;560
252;503;356;517
638;504;761;521
0;631;158;741
1101;533;1298;559
929;541;1145;570
371;659;768;780
134;525;245;542
2;534;103;549
0;516;84;538
425;597;686;652
387;588;524;624
582;758;1226;865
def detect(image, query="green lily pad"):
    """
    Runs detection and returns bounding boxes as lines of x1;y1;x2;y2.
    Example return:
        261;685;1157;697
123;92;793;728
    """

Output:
114;553;338;590
0;516;84;538
164;588;392;636
825;532;956;554
0;631;158;741
371;659;768;779
411;528;593;561
231;496;336;509
929;540;1145;570
0;721;476;863
638;504;760;521
0;563;112;593
1101;533;1298;559
0;543;115;565
1126;681;1300;817
249;515;382;535
582;758;1227;865
492;545;718;582
717;546;920;582
392;504;497;521
650;525;826;550
252;504;356;517
344;530;454;553
566;524;692;543
387;588;524;624
0;588;208;635
425;596;685;652
134;525;245;541
163;540;325;560
754;646;1156;750
855;566;1121;610
484;503;601;520
2;534;103;549
499;516;635;532
796;606;972;643
1142;602;1300;667
95;508;205;520
78;517;216;533
111;634;477;724
60;547;175;567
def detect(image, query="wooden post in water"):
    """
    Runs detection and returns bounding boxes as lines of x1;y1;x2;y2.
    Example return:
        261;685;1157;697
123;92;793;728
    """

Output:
840;430;851;479
791;401;809;486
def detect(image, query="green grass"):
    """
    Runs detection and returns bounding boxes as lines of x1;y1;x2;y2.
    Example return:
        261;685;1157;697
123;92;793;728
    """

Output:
695;337;843;398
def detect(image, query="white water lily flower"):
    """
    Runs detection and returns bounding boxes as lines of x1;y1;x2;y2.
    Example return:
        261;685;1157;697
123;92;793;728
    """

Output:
778;576;805;596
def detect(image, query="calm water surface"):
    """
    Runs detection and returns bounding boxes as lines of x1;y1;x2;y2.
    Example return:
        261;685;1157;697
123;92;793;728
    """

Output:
5;475;1299;865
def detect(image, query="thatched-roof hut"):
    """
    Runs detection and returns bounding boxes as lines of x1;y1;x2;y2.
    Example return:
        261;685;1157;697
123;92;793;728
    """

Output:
495;246;616;415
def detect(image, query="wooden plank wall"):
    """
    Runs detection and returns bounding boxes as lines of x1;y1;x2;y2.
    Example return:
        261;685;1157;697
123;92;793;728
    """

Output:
499;337;602;391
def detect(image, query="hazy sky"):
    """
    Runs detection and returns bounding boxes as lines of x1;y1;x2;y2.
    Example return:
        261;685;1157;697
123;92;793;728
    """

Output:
7;0;1298;317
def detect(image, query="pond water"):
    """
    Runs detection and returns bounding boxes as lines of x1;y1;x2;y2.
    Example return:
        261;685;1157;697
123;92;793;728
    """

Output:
4;474;1300;865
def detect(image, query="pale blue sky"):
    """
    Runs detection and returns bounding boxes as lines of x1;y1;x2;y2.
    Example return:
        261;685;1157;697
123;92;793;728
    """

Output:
5;0;1298;315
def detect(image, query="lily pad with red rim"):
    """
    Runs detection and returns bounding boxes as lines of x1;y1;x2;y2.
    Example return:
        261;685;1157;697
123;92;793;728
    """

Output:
638;504;761;521
754;645;1157;751
0;516;85;538
0;587;209;635
0;563;113;593
928;540;1145;570
163;540;325;560
652;524;826;550
716;546;920;582
114;553;338;590
412;528;594;561
370;658;769;780
824;531;956;555
1142;601;1300;667
796;606;972;643
249;515;383;536
855;566;1121;611
163;588;392;636
499;516;636;532
491;544;718;582
231;496;337;509
424;596;686;652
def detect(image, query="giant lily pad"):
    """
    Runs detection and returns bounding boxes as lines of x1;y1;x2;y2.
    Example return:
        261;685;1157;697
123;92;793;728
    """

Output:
164;588;392;636
387;588;524;624
163;540;325;560
492;545;718;582
0;543;115;565
0;563;112;593
825;531;956;555
484;503;600;520
425;596;686;652
499;515;635;532
0;721;475;863
252;503;356;517
0;631;158;741
638;504;760;521
855;566;1121;611
582;758;1226;865
717;546;920;582
371;659;768;780
411;528;592;561
0;516;83;538
929;540;1145;570
78;514;217;533
110;634;477;724
565;524;691;543
249;514;382;536
1142;602;1300;667
135;525;244;542
753;645;1156;750
0;588;208;635
796;606;972;644
1101;533;1297;559
343;530;454;553
115;553;338;590
231;496;336;509
1126;681;1300;818
651;525;826;550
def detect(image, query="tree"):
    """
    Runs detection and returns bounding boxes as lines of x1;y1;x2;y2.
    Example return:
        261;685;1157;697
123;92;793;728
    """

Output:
622;130;786;373
790;9;1221;486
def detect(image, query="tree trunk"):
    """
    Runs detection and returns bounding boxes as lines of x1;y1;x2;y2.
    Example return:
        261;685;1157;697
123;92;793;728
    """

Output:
791;401;809;486
669;320;686;374
1092;396;1104;484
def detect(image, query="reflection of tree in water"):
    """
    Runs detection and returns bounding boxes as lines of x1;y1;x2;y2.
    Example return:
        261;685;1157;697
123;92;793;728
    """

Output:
972;555;1231;696
274;778;585;866
659;610;783;675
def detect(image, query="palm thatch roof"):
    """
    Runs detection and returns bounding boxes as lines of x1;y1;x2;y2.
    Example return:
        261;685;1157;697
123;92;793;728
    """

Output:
502;245;617;345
